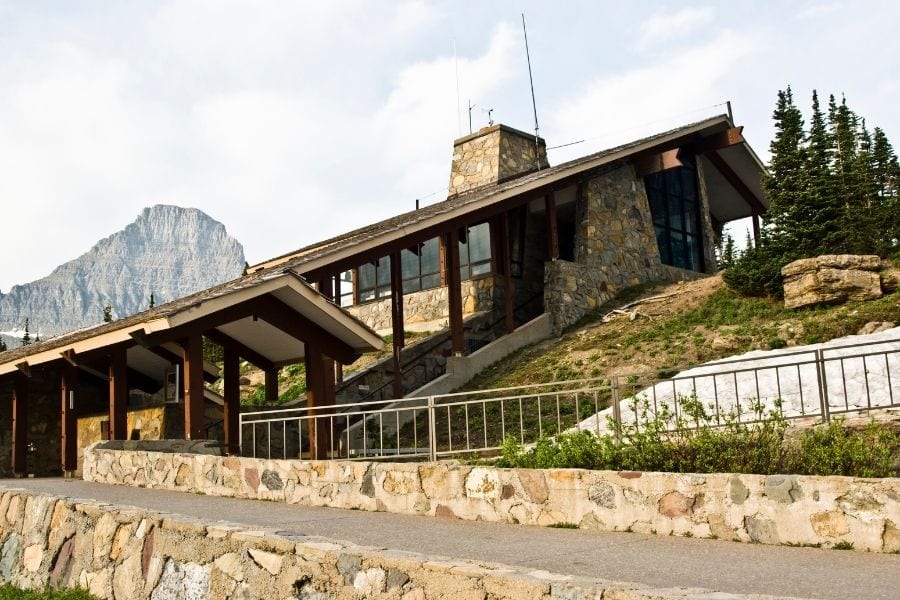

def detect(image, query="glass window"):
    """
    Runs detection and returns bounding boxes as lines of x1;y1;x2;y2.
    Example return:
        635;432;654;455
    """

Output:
399;237;441;297
643;151;704;272
356;256;393;303
459;222;493;280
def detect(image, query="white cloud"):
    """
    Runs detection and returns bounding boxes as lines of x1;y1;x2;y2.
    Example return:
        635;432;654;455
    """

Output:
372;23;519;198
795;2;841;20
390;0;441;35
549;29;756;163
638;6;715;48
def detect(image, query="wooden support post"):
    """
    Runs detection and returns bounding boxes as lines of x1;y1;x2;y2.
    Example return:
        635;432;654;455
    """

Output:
317;276;341;401
499;214;515;334
223;347;240;455
751;209;761;246
12;373;28;476
390;252;405;398
183;333;205;440
108;345;128;440
60;363;78;472
545;193;559;260
445;228;464;355
304;343;333;459
264;367;279;404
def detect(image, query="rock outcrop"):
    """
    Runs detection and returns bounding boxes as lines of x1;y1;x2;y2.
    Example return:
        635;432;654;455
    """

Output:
781;255;883;309
0;205;245;344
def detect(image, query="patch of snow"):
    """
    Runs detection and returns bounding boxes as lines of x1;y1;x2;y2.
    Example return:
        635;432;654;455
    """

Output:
579;327;900;434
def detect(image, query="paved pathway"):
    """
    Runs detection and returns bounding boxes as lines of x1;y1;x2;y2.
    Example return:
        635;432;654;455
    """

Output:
4;478;899;599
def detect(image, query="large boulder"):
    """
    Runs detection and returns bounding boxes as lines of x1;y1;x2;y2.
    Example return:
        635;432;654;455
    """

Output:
781;255;882;309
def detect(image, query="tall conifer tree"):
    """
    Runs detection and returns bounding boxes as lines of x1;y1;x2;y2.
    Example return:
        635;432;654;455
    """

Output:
762;87;806;257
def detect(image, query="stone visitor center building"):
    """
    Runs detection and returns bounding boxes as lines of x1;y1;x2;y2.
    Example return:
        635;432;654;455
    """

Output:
0;114;767;475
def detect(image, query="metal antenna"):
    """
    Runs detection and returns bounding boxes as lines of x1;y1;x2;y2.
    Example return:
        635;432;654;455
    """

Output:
454;39;462;137
522;13;541;170
468;99;476;134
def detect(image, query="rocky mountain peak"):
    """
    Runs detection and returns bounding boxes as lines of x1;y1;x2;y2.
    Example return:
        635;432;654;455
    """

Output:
0;204;246;345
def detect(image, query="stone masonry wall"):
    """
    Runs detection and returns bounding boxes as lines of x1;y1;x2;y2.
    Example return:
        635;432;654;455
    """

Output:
545;164;668;332
77;405;171;470
0;366;61;477
85;448;900;553
448;125;549;196
0;487;644;600
348;277;497;333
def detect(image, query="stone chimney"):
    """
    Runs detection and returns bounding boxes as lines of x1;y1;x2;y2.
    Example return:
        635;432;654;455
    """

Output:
447;124;549;196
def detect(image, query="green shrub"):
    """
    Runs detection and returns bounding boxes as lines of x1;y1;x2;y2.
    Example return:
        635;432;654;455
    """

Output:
494;396;897;478
768;337;787;349
0;585;99;600
789;420;900;478
722;243;791;298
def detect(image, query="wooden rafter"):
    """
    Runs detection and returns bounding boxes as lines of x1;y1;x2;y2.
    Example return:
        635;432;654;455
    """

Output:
694;126;745;154
632;148;684;178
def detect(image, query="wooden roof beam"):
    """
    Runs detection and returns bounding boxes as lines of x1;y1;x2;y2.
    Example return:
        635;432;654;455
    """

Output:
632;149;684;178
694;127;745;154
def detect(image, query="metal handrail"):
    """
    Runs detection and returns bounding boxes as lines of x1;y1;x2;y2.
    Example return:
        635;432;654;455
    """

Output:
238;334;900;460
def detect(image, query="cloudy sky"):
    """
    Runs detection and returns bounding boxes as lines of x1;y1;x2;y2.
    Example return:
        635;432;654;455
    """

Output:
1;1;898;292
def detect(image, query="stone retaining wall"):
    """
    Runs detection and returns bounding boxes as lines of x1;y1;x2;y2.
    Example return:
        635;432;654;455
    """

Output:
84;447;900;553
0;487;740;600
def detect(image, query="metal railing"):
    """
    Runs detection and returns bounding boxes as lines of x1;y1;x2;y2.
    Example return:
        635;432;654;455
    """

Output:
238;335;900;461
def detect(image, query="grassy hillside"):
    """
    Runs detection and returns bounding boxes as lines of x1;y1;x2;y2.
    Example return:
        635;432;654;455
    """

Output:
232;267;900;405
463;273;900;392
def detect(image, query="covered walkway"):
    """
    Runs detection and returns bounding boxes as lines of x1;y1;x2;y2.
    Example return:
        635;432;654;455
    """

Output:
0;271;382;475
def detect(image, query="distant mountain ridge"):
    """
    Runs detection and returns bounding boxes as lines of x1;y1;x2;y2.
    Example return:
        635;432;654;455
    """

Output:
0;205;245;346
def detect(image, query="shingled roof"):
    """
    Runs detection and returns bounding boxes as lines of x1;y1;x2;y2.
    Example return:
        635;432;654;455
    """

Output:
250;113;766;277
0;268;382;377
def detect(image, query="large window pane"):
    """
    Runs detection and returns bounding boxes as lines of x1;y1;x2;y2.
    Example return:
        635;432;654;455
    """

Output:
468;223;492;263
358;263;375;290
644;152;703;272
401;248;420;279
376;256;391;286
420;238;439;276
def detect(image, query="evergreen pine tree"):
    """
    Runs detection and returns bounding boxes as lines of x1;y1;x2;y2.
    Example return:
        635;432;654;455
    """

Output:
871;127;900;252
762;87;807;258
149;293;156;308
828;94;864;252
103;304;113;323
0;337;7;352
803;90;842;254
21;318;31;346
726;87;900;298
